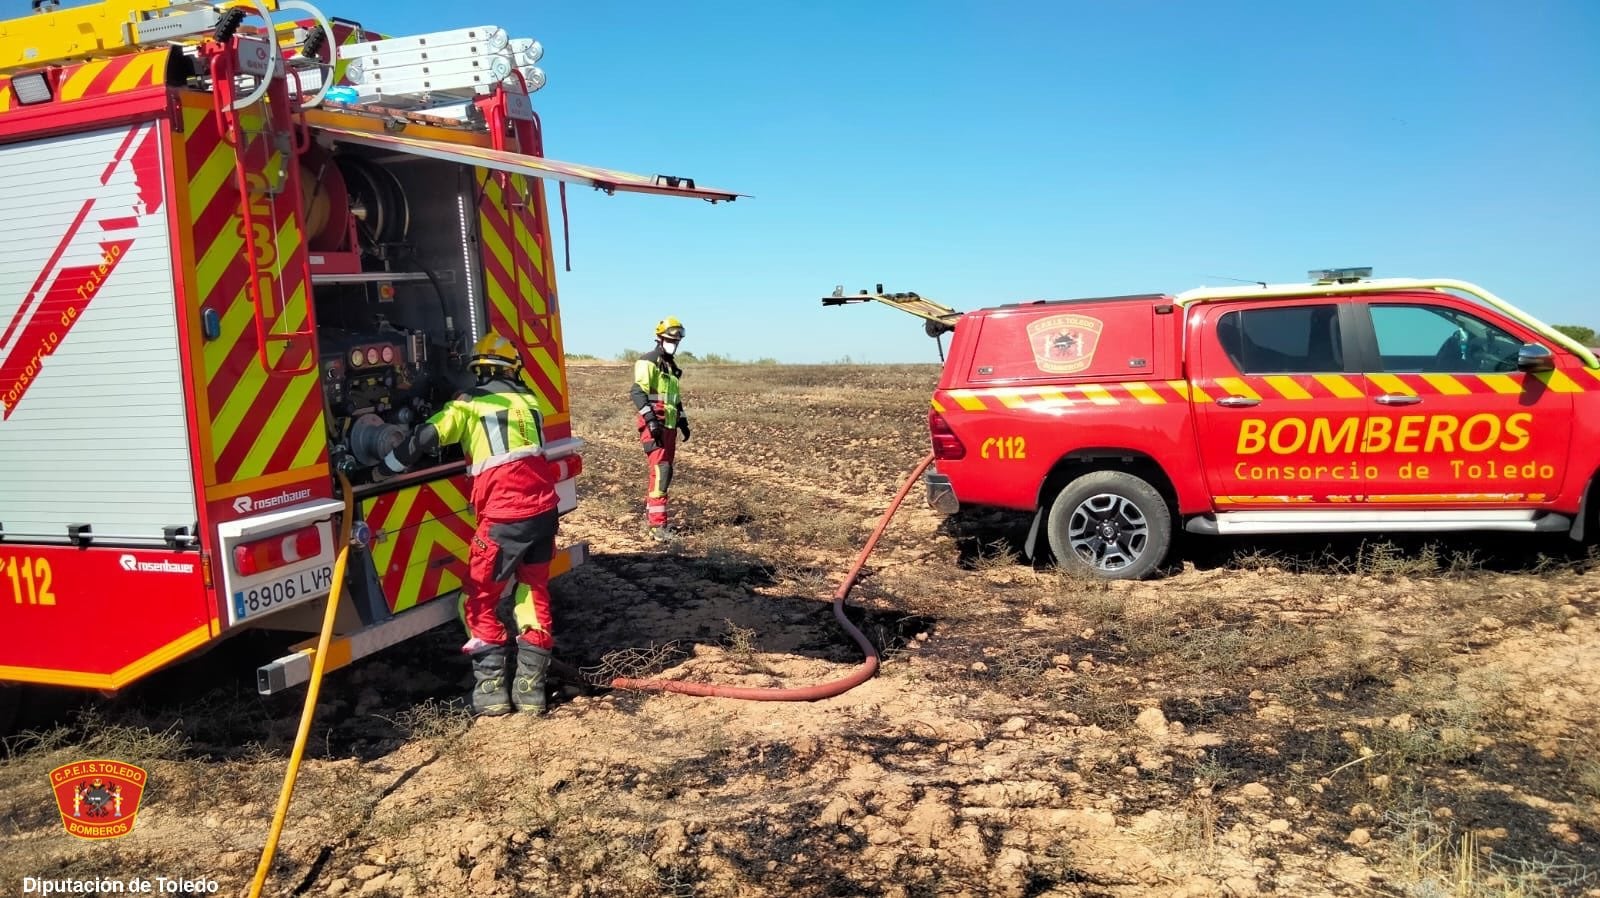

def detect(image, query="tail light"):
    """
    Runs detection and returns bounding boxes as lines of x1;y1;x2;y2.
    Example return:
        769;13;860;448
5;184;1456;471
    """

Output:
552;453;584;481
233;525;322;576
928;410;966;460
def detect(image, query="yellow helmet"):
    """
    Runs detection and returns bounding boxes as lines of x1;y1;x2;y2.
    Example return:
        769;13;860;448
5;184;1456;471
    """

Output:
654;316;685;342
471;332;520;373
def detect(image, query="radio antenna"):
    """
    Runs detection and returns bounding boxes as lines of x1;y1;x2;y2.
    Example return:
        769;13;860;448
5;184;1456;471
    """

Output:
1204;274;1268;288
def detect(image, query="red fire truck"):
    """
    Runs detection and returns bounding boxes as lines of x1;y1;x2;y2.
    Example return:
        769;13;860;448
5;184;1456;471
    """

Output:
0;0;736;727
828;269;1600;579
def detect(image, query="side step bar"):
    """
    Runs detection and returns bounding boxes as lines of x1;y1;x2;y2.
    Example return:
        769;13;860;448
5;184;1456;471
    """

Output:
257;541;589;695
1186;510;1571;536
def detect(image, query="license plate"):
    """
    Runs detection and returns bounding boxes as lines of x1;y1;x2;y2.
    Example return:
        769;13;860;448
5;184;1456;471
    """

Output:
232;564;334;622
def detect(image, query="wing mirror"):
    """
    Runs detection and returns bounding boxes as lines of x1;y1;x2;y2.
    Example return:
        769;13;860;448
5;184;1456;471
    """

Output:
1517;343;1555;372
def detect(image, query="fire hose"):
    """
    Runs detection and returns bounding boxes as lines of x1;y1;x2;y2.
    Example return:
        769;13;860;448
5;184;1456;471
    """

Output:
248;470;356;898
250;454;930;893
600;452;934;700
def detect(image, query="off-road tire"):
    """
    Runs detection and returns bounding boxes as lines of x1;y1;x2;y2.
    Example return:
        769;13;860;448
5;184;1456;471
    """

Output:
1045;470;1172;581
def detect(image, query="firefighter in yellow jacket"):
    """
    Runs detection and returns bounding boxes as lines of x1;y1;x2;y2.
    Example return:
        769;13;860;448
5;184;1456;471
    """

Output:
632;317;690;540
375;333;560;716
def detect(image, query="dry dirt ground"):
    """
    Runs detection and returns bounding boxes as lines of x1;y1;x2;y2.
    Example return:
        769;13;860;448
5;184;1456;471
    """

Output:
3;363;1599;898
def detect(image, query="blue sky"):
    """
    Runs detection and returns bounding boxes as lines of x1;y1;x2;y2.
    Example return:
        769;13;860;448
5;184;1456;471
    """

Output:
360;1;1592;362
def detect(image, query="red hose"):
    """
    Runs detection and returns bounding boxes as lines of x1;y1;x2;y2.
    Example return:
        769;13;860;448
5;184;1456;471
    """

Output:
608;453;935;701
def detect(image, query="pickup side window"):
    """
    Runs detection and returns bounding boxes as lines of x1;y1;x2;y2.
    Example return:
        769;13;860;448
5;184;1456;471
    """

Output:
1368;304;1521;373
1215;305;1343;374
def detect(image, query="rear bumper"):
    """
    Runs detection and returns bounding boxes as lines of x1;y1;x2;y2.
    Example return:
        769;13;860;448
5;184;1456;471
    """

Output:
925;469;959;514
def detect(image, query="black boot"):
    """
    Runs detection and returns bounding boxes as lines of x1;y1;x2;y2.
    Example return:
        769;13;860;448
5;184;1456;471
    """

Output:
512;642;551;714
469;645;513;717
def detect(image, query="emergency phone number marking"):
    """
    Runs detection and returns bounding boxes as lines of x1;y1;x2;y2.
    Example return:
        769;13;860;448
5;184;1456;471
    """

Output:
980;436;1027;460
5;556;57;606
232;566;333;621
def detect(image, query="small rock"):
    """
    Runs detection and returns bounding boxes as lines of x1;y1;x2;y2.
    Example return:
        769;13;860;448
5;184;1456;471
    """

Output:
1248;690;1266;701
1239;782;1271;801
1559;604;1580;618
1121;766;1139;777
994;847;1032;898
1478;615;1504;630
970;661;989;673
1265;818;1291;834
819;796;854;827
325;880;350;896
1135;706;1169;739
1387;713;1414;731
1223;874;1259;896
1433;806;1453;820
1001;716;1029;733
1052;653;1072;669
1350;802;1375;819
349;865;383;881
1346;828;1372;847
1369;774;1391;791
359;873;393;895
915;631;929;642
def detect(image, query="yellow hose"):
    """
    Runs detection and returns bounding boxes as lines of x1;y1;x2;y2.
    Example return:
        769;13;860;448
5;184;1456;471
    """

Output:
248;470;356;898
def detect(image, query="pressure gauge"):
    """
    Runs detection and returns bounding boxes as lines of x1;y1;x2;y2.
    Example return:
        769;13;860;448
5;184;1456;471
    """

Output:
366;347;380;366
349;348;364;367
381;345;396;364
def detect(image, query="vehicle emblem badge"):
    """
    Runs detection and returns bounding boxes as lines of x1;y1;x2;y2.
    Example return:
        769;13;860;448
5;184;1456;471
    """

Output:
1026;314;1103;374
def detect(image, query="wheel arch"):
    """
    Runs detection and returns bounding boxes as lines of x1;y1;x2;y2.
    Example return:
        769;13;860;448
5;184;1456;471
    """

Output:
1023;449;1181;559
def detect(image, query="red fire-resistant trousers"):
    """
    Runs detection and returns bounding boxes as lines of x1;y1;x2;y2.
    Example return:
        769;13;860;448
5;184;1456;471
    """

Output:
640;423;678;527
462;511;559;651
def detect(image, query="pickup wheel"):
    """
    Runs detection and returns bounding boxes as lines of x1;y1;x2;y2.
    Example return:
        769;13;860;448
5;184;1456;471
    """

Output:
1045;470;1172;580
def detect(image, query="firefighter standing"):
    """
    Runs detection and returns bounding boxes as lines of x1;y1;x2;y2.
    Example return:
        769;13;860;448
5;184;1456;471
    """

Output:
375;333;560;716
632;317;690;541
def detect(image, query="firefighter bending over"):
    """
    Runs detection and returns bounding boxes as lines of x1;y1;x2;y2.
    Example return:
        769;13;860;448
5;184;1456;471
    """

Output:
375;333;560;716
632;317;691;541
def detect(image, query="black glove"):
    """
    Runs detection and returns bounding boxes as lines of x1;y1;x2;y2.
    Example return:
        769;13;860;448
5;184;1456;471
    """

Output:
677;418;691;443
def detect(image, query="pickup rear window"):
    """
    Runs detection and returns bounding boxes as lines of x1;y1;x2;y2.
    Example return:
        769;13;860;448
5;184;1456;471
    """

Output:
1216;305;1343;374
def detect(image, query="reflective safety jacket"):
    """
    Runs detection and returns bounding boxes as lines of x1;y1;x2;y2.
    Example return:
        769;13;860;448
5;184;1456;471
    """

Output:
631;347;684;428
383;377;558;520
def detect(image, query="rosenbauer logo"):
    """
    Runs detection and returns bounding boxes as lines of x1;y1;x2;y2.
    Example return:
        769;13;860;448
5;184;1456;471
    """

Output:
118;555;195;575
1027;313;1103;375
49;760;147;840
233;488;314;515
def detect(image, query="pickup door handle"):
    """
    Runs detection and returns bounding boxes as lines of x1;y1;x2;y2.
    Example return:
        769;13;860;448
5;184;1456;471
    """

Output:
1375;393;1422;406
1215;396;1261;408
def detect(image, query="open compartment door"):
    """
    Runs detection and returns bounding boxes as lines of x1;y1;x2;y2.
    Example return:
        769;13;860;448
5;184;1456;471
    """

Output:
822;285;964;337
312;125;741;202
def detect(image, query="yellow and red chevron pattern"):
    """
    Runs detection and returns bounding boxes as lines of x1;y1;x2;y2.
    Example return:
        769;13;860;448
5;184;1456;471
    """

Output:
362;476;476;613
935;370;1598;413
0;48;168;115
173;93;327;490
477;168;571;441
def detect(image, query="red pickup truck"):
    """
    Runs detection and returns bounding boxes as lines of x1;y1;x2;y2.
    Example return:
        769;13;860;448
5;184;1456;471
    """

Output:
828;269;1600;579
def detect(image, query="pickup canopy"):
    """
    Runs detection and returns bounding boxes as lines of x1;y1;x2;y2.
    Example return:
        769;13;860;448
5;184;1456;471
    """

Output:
313;125;741;203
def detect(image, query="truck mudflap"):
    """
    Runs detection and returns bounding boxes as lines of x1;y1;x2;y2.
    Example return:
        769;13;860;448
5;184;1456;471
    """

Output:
255;540;590;694
0;544;211;689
